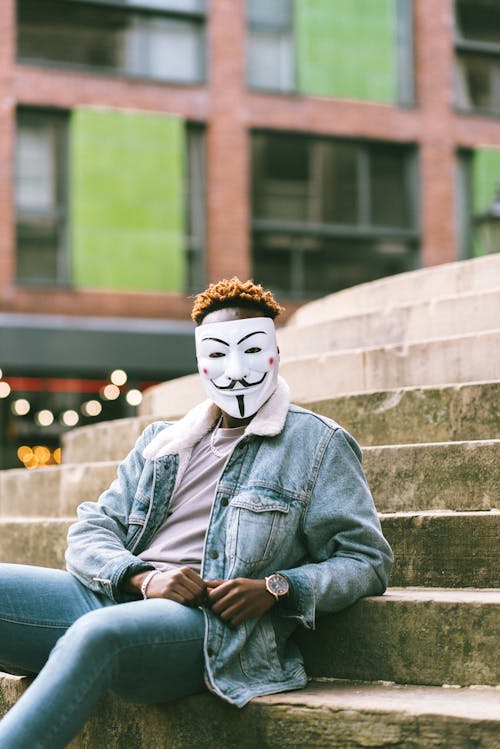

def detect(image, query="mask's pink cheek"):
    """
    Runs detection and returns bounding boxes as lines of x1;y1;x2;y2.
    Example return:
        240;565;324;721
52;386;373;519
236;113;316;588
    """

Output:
269;357;274;366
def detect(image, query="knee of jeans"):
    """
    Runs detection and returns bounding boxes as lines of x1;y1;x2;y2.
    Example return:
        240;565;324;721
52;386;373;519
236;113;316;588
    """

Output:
54;607;124;661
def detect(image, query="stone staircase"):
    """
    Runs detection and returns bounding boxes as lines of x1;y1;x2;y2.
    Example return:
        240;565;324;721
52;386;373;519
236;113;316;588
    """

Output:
1;254;499;748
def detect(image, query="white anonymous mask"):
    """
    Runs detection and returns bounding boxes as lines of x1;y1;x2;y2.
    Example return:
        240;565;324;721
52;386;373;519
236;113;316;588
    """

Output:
195;316;279;419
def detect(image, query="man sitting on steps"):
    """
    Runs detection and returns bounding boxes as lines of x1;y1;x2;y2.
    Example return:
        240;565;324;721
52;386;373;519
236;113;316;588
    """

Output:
0;277;393;749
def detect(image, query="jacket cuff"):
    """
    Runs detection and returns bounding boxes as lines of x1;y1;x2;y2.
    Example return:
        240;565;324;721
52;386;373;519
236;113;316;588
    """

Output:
94;555;155;603
276;567;316;630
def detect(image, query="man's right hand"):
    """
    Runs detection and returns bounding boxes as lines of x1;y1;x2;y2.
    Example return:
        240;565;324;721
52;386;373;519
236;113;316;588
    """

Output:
125;567;207;606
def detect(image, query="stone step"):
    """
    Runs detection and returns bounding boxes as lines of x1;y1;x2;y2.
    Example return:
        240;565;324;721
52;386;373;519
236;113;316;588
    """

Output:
305;381;500;448
363;439;500;513
139;331;500;414
0;589;498;706
63;416;156;464
381;510;499;588
0;462;118;518
62;382;500;463
278;288;500;358
2;440;498;518
0;511;497;588
287;253;500;328
295;588;500;687
0;676;498;749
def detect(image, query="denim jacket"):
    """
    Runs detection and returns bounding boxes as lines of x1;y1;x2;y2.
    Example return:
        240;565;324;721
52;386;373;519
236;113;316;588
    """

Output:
66;377;393;707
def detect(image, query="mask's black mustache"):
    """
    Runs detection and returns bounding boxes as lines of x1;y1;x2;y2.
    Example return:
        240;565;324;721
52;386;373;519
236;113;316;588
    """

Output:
237;395;245;417
213;372;267;390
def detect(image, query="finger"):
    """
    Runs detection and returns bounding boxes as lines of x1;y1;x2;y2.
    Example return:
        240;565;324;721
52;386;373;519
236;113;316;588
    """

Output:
178;568;207;592
207;581;234;604
210;588;245;617
174;571;207;598
181;567;207;588
172;580;206;604
218;599;245;623
162;589;187;604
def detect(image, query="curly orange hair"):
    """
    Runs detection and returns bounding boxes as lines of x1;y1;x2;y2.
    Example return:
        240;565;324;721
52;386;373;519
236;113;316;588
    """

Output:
191;277;284;324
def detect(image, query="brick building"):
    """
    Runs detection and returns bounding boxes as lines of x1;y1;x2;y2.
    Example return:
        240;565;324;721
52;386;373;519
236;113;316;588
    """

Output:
0;0;499;467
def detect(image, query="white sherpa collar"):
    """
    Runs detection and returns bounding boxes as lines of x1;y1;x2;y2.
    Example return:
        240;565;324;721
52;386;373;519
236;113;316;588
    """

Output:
142;376;291;460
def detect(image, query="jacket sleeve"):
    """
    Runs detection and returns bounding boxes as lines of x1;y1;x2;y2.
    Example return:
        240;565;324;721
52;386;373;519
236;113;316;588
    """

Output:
278;427;393;629
65;423;163;603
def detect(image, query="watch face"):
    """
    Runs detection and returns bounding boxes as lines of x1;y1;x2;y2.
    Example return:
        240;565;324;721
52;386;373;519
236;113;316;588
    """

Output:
267;574;289;596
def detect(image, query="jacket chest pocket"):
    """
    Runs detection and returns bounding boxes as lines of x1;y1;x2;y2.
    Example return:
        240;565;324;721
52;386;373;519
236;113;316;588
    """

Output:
227;492;291;565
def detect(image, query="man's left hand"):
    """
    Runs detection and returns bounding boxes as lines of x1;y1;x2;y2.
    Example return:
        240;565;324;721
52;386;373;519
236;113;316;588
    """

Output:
206;578;275;627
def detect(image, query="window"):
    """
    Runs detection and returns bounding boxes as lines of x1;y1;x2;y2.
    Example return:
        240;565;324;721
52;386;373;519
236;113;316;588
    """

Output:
17;0;206;84
185;125;206;292
457;148;500;258
251;132;419;297
245;0;415;106
246;0;295;92
454;0;500;116
16;109;69;285
15;108;205;291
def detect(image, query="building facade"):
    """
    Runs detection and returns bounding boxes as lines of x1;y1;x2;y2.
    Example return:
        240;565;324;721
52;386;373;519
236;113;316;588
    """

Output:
1;0;499;467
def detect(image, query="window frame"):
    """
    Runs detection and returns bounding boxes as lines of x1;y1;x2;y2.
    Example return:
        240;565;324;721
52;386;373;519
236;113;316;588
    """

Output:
15;107;71;288
15;107;206;293
245;0;415;106
251;130;420;298
245;0;296;94
16;0;208;86
453;0;500;117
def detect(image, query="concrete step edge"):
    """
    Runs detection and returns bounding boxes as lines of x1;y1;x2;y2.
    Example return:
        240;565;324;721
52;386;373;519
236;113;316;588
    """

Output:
279;327;500;361
61;380;500;462
139;331;500;414
296;587;500;686
4;437;496;479
1;676;498;749
285;285;500;328
277;288;500;356
0;674;498;721
2;439;499;518
287;254;500;327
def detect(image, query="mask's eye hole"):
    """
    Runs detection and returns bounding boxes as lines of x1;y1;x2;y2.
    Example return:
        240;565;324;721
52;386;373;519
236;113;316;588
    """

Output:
208;352;225;358
244;347;262;354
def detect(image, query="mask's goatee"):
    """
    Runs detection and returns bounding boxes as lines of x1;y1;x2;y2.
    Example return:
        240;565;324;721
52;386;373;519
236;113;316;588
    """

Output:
237;395;245;417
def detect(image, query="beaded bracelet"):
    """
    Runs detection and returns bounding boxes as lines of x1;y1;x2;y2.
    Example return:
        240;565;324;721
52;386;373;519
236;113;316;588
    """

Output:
140;569;160;600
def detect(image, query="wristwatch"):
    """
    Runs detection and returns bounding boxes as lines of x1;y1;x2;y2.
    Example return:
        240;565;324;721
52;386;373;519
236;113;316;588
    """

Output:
265;573;290;602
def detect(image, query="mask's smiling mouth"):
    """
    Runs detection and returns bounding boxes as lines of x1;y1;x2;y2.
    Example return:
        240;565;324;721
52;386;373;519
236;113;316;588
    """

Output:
212;372;267;391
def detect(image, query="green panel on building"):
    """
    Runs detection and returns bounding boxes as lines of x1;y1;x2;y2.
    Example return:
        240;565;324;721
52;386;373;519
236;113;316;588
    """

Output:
473;147;500;256
295;0;396;103
70;107;186;292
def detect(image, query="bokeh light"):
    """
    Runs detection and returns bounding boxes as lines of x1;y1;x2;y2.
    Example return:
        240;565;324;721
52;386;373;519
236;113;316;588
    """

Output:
126;389;143;406
17;445;33;463
81;400;102;417
110;369;127;386
101;384;120;400
12;398;31;416
0;381;11;398
34;445;51;465
61;409;79;427
35;409;54;426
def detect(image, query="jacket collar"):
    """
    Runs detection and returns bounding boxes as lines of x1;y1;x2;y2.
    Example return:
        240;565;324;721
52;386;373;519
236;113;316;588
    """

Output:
142;376;291;460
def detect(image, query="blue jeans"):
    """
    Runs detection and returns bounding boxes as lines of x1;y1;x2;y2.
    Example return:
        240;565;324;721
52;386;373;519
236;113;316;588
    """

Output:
0;563;206;749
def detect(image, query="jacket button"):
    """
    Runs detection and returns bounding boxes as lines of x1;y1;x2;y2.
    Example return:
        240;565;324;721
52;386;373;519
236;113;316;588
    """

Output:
209;550;219;560
207;648;214;657
220;497;228;507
